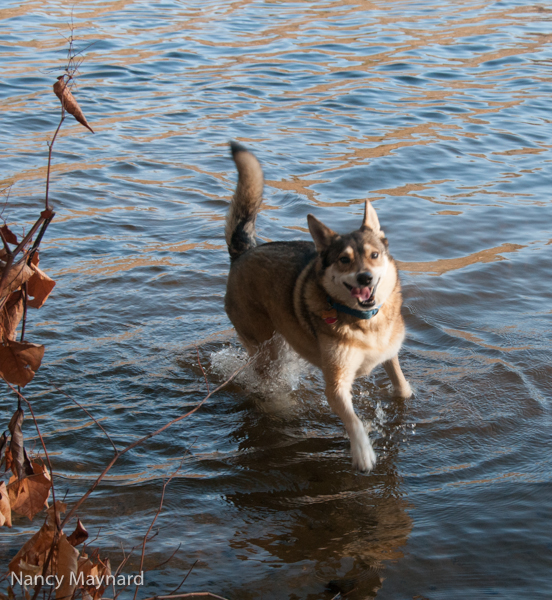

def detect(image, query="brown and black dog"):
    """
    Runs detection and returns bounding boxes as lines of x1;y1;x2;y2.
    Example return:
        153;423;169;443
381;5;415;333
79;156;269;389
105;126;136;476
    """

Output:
224;142;412;471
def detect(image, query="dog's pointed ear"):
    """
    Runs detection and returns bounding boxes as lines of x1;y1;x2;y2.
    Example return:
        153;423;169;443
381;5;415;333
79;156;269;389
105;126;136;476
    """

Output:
361;201;383;236
307;214;336;252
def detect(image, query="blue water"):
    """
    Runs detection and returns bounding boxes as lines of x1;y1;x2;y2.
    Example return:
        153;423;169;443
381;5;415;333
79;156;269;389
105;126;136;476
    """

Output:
1;1;551;598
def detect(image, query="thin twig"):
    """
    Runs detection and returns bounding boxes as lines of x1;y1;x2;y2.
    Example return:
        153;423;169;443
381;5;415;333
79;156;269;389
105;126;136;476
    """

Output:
196;347;210;395
149;543;182;571
168;559;198;596
49;381;118;454
0;184;13;221
44;112;65;211
20;281;28;341
0;226;11;255
85;525;103;548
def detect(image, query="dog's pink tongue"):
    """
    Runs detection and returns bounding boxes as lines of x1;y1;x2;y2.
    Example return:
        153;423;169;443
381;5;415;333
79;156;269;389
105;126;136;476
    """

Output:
351;287;372;301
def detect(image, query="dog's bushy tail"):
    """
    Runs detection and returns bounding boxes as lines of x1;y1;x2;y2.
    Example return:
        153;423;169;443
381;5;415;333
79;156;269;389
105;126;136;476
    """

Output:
226;141;264;261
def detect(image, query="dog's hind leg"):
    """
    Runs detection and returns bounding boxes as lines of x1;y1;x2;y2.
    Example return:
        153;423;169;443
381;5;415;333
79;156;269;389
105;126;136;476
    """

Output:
382;355;412;398
240;333;283;380
322;349;376;472
231;312;281;379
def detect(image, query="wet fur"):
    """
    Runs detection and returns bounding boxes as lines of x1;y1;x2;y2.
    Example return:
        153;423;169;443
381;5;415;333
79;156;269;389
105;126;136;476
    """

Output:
225;142;412;471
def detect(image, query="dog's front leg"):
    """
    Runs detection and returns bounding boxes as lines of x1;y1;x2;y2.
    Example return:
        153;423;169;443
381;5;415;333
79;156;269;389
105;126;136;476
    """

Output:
383;355;412;398
322;349;376;472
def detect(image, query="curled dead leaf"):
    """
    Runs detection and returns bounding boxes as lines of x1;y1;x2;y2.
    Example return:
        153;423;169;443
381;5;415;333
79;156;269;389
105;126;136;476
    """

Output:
27;265;55;309
8;462;51;520
0;290;24;341
8;408;26;481
0;259;34;301
67;519;88;547
0;225;18;245
0;481;12;527
22;447;34;478
53;77;94;134
0;339;45;387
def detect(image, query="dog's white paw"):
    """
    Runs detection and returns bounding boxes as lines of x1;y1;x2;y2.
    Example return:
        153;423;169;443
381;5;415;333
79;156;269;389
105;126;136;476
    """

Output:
350;438;377;472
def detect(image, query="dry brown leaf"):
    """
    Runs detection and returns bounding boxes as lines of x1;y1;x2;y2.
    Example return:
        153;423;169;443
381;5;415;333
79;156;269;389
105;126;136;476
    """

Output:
0;431;7;464
55;535;79;600
8;462;51;520
77;553;111;599
0;290;24;341
0;259;34;301
22;448;34;478
0;481;12;527
53;77;94;134
45;500;67;527
27;265;55;309
8;408;26;481
4;446;13;473
31;251;39;267
67;519;88;547
0;340;45;387
8;501;66;578
9;518;54;575
0;225;18;245
14;559;42;578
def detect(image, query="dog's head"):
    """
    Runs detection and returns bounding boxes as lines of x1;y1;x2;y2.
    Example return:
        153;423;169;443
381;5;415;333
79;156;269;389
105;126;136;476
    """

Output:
308;202;394;309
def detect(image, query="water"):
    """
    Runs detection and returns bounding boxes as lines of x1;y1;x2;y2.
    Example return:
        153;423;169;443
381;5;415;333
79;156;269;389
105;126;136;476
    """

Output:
1;0;551;598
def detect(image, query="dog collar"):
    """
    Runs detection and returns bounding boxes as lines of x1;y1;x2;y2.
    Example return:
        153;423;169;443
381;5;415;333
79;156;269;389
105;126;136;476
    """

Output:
322;295;382;324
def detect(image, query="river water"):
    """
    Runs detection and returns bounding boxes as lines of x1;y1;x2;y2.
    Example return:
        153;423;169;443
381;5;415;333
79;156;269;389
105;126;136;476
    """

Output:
1;0;551;598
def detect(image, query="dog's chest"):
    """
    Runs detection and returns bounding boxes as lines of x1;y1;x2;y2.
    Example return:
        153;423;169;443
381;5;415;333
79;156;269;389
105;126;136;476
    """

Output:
341;323;402;374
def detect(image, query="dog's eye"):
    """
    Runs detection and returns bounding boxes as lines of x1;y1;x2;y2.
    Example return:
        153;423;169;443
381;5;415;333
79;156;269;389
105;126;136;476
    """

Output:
339;256;351;264
371;252;379;259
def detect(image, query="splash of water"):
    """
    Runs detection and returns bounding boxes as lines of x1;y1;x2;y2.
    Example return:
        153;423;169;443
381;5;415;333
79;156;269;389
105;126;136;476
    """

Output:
210;337;310;400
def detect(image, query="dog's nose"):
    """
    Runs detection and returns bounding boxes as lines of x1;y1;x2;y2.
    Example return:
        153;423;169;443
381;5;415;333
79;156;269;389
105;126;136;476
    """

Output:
357;271;373;286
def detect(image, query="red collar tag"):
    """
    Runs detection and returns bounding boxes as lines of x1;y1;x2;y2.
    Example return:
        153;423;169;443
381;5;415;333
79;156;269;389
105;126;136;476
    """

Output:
321;309;338;324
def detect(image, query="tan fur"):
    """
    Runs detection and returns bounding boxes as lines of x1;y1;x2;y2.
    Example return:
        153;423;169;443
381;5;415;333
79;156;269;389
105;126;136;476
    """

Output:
224;143;412;472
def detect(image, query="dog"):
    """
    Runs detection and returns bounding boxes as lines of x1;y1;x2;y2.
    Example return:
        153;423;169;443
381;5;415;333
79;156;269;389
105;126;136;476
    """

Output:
224;142;412;471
